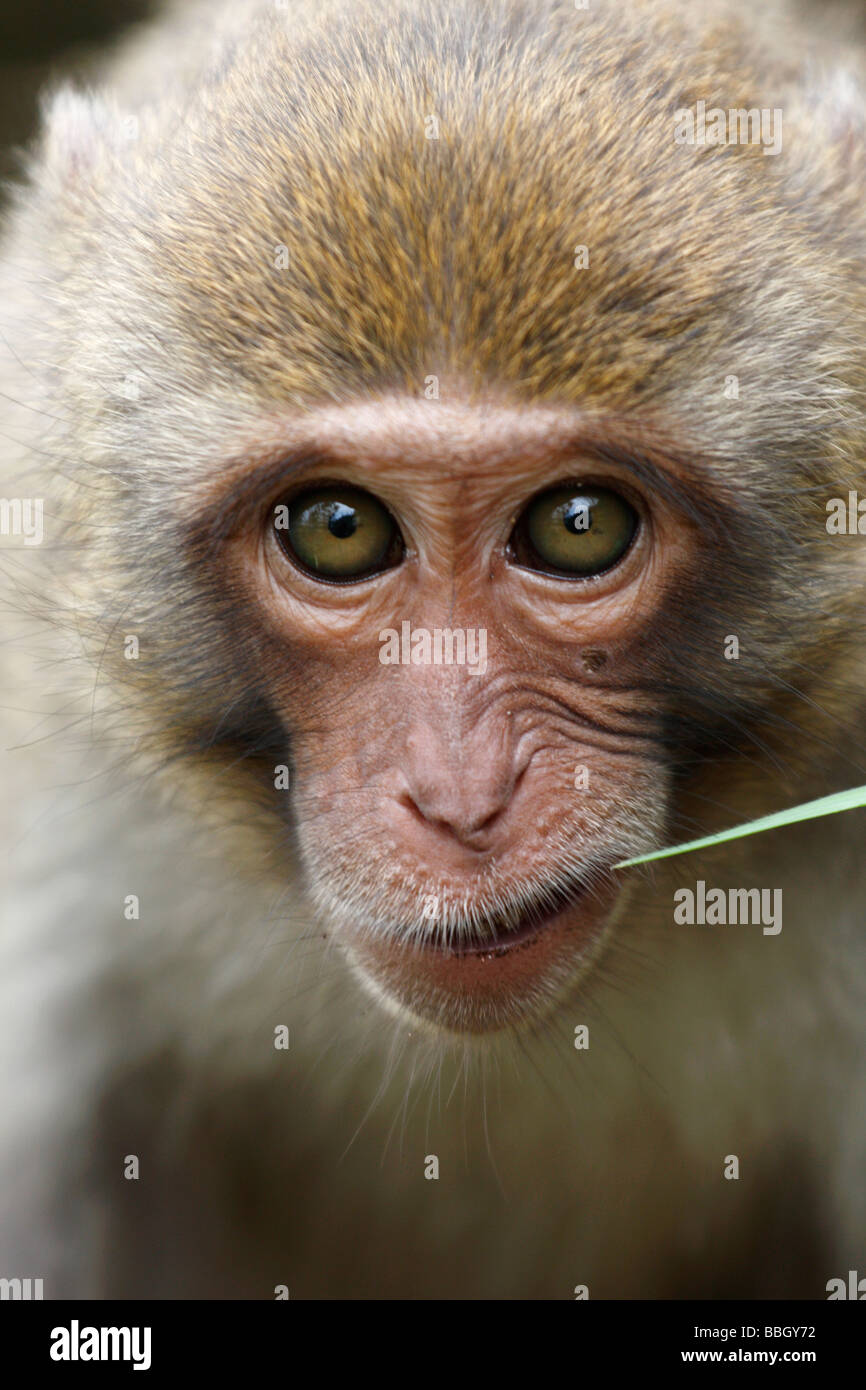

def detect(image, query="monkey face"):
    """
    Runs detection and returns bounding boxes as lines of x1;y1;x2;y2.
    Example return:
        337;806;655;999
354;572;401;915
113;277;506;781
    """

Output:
194;395;720;1034
111;366;843;1039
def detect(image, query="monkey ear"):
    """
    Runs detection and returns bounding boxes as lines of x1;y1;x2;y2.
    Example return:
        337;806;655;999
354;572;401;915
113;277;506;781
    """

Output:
37;88;118;192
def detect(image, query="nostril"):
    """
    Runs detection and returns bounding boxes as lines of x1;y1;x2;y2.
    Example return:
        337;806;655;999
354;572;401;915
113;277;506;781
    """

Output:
398;791;427;824
471;806;502;837
396;788;506;844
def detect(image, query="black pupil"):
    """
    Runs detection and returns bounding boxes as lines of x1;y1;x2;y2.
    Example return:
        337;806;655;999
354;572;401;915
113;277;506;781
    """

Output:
327;503;357;539
564;497;593;533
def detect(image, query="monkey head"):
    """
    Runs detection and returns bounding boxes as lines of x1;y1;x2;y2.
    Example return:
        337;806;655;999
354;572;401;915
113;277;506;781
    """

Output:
15;0;866;1037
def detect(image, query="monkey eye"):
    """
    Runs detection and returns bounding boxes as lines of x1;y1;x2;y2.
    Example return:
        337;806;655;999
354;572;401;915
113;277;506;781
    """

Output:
272;485;403;582
510;484;638;578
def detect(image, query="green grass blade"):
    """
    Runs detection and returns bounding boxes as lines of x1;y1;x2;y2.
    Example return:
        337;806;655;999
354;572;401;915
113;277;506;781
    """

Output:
613;784;866;869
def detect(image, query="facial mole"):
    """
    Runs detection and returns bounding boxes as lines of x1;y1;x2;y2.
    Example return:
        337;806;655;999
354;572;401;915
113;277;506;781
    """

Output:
582;649;608;673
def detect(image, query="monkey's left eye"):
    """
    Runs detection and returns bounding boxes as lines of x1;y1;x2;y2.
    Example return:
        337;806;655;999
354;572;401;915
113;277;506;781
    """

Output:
510;484;638;578
272;485;403;581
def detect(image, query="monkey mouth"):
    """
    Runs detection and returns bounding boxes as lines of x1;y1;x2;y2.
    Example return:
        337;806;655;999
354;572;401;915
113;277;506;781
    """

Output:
427;878;596;956
345;871;622;1034
437;913;554;955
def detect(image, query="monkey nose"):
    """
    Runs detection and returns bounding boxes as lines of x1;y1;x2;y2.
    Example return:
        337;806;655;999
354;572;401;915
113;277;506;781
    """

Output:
397;728;522;847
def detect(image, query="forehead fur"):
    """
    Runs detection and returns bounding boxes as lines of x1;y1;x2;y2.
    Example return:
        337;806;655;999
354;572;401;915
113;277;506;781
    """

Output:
43;0;864;466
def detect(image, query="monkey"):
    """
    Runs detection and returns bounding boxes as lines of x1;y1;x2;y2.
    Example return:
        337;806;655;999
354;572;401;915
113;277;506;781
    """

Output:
0;0;865;1300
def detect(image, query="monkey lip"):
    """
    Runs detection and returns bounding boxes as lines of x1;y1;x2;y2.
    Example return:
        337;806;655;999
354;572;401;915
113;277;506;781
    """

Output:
347;874;622;1034
427;901;573;957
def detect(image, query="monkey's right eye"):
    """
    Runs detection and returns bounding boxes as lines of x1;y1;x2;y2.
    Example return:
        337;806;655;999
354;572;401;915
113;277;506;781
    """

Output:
272;485;403;582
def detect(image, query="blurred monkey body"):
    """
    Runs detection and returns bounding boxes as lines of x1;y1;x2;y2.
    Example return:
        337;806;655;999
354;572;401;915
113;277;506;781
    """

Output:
1;0;866;1297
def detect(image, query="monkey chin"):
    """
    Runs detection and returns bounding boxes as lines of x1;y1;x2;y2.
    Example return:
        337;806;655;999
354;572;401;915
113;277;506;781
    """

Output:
344;877;625;1036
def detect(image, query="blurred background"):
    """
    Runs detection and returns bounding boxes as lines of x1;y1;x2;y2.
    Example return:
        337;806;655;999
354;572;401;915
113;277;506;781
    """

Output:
0;0;154;189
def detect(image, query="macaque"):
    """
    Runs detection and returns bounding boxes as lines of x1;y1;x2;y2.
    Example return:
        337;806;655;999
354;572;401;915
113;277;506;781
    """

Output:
0;0;865;1299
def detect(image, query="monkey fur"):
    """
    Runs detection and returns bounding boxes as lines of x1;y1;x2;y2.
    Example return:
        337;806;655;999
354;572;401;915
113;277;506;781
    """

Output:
1;0;865;1298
